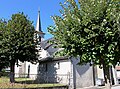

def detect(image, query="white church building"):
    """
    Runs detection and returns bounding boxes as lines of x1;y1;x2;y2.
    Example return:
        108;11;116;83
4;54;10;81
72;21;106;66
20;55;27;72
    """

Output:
15;11;118;89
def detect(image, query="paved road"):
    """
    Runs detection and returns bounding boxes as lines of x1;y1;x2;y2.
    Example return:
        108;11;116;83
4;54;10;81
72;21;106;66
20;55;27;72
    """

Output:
112;85;120;89
97;85;120;89
78;85;120;89
77;85;120;89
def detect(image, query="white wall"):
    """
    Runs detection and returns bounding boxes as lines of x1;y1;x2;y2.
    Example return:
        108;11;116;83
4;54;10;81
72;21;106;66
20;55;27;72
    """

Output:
29;63;39;80
15;64;20;77
70;57;94;88
96;66;104;79
117;71;120;78
15;61;39;79
37;60;71;84
15;61;26;77
55;61;71;84
55;61;71;75
40;48;50;58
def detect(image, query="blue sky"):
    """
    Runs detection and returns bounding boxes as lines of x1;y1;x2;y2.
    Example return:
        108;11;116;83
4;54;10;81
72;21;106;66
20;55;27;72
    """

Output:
0;0;64;39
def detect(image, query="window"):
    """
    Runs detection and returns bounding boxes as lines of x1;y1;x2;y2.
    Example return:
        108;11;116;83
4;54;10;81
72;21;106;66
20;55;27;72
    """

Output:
39;36;41;41
57;62;60;69
45;64;48;72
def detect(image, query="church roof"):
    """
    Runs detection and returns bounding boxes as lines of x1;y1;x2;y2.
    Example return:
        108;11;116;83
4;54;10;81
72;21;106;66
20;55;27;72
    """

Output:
39;56;68;63
39;37;68;63
40;38;59;55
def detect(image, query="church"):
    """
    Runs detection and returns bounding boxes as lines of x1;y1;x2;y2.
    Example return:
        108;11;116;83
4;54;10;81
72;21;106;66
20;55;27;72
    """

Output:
15;11;45;79
15;11;118;89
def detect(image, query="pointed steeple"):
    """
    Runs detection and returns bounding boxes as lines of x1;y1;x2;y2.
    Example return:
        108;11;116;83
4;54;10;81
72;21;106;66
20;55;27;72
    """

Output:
35;10;45;41
36;10;42;32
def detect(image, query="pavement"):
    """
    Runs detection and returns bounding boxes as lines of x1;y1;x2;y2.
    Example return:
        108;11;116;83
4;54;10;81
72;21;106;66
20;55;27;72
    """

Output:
112;85;120;89
78;85;120;89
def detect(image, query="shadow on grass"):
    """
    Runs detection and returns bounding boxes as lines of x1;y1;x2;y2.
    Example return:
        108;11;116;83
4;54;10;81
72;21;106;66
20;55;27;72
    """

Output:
15;80;37;84
15;79;57;84
14;80;68;89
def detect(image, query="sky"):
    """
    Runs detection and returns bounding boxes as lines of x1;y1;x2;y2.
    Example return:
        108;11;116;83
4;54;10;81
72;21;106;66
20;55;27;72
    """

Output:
0;0;64;39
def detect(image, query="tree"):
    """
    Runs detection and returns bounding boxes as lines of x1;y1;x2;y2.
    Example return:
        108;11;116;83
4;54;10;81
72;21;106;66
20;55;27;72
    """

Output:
0;19;9;73
1;13;39;83
48;0;120;89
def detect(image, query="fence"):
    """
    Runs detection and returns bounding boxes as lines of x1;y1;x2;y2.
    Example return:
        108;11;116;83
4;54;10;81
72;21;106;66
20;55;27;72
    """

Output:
0;73;69;89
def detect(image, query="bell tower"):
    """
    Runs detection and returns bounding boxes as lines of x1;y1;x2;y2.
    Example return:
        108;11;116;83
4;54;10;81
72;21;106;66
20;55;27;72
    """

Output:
35;10;45;42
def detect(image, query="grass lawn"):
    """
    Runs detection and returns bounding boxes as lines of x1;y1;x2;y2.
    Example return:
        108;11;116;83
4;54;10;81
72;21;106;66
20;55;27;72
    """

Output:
0;77;67;88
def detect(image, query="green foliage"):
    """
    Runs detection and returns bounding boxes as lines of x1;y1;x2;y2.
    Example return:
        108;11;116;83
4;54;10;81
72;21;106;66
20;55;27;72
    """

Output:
0;12;39;70
0;77;65;88
48;0;120;67
5;13;38;64
0;19;9;70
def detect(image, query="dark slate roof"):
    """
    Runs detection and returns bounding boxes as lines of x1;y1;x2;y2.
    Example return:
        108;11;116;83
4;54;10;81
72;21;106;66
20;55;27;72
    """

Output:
40;38;68;63
40;38;60;55
39;56;68;63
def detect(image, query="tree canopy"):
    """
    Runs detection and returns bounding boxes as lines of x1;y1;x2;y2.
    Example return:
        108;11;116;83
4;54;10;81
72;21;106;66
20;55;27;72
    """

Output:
6;13;38;64
0;19;9;71
0;12;39;82
48;0;120;66
48;0;120;88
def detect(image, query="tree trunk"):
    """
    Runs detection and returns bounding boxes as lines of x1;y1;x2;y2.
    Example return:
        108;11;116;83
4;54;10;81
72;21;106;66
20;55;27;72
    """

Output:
10;61;15;83
0;68;2;72
0;68;2;77
103;63;111;89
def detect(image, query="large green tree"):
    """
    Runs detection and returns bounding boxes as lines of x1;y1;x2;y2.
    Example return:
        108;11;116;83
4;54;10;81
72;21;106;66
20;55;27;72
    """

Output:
0;19;9;72
1;13;39;83
48;0;120;89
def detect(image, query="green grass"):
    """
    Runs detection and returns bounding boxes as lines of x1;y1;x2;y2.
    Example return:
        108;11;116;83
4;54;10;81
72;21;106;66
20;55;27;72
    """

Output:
0;77;9;83
0;77;66;88
15;77;33;82
0;83;65;88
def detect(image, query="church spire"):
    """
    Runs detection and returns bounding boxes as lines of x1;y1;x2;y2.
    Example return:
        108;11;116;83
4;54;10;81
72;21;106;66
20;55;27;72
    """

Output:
36;10;42;32
35;10;45;41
